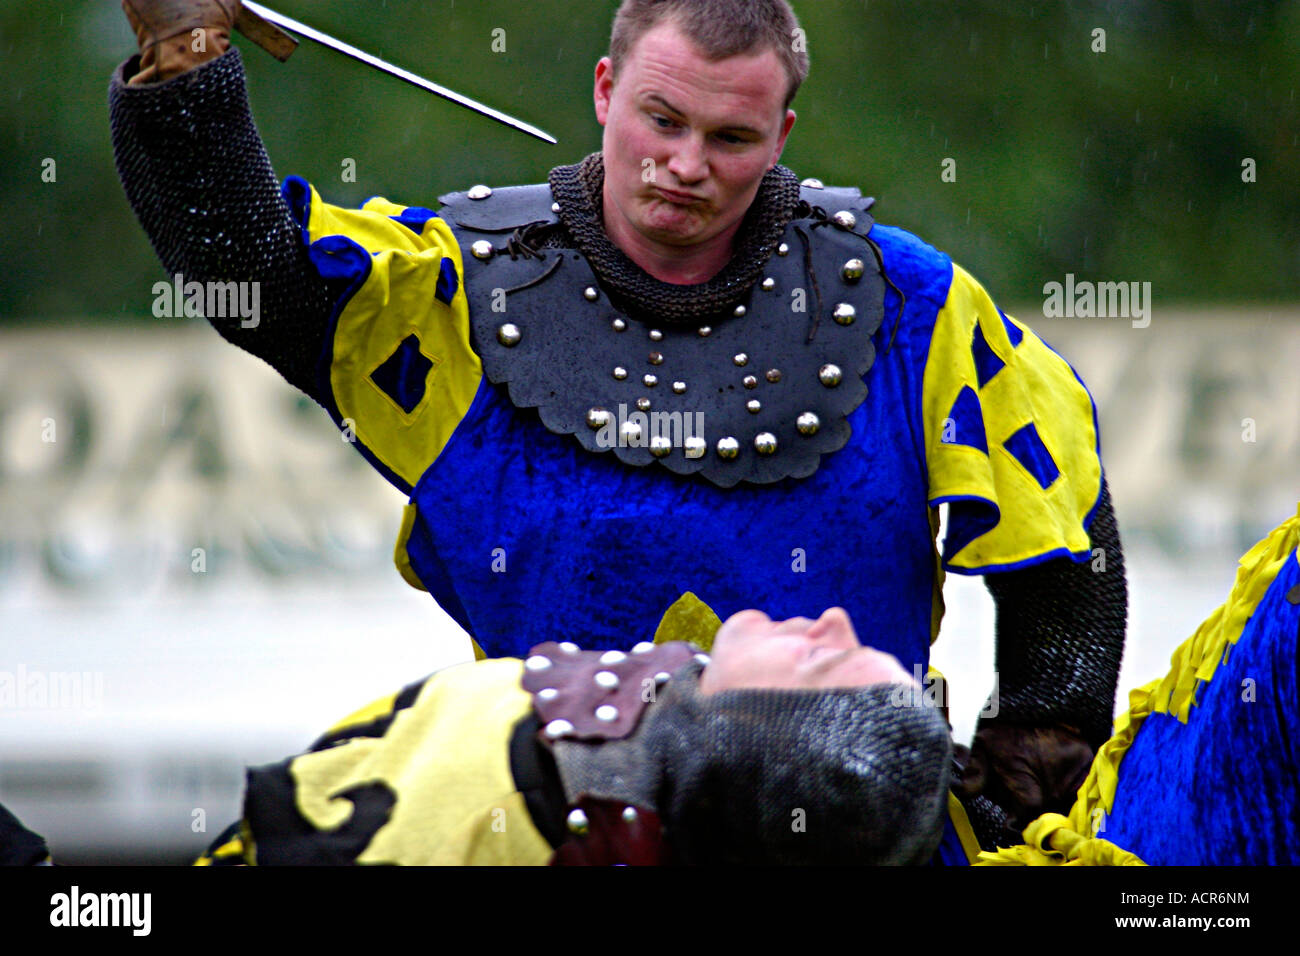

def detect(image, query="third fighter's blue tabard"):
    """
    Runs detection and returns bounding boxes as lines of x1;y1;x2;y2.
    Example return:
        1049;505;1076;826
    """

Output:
977;507;1300;866
283;174;1104;670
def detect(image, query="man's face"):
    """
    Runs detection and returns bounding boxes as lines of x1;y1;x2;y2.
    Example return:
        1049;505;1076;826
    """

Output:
593;18;797;257
697;607;919;694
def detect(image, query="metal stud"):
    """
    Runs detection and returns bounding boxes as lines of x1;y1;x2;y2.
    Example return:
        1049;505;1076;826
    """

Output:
595;704;619;722
546;718;574;739
694;652;712;665
551;201;561;214
733;304;747;318
684;436;706;459
761;277;776;292
747;399;762;414
595;670;620;690
733;353;749;367
754;432;778;455
649;435;672;458
743;375;758;389
470;240;494;260
672;381;687;394
621;421;643;444
600;650;627;665
649;329;664;341
538;687;558;701
842;258;865;282
558;642;580;654
496;323;521;347
831;210;857;230
697;326;713;337
648;352;664;365
833;303;857;326
654;671;671;684
766;368;782;383
586;408;612;430
621;806;639;824
819;364;843;387
524;655;552;671
797;411;821;435
801;177;825;189
583;286;599;302
717;437;740;459
636;398;651;412
631;642;655;654
566;808;589;835
467;184;493;200
611;318;627;332
777;243;790;257
643;373;658;387
613;366;628;380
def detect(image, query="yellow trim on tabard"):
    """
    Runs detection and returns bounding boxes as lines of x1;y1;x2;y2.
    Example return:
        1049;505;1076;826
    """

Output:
301;184;483;489
922;265;1101;571
280;659;551;865
393;502;428;592
975;813;1147;866
976;504;1300;866
946;792;983;864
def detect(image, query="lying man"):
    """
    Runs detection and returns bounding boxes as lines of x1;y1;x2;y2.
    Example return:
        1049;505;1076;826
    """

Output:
198;599;964;865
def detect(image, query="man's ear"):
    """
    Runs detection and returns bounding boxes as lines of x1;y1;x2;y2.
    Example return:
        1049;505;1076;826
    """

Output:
594;56;615;126
771;109;797;168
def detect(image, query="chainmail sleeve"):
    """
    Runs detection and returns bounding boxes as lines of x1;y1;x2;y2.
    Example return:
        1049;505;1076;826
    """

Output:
109;47;333;402
980;479;1128;753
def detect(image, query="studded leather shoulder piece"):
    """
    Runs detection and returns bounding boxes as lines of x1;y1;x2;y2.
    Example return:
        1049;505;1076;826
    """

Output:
522;640;701;744
798;179;874;210
550;796;671;866
436;182;558;233
451;185;888;488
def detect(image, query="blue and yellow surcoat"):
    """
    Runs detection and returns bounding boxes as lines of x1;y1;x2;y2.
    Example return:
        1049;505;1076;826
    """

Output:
281;175;1103;675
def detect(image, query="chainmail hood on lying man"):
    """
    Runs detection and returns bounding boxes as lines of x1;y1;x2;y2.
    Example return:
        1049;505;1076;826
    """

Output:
524;642;954;865
109;47;1128;856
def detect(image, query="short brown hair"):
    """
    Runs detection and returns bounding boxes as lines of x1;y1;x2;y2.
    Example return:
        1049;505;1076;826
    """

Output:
609;0;810;109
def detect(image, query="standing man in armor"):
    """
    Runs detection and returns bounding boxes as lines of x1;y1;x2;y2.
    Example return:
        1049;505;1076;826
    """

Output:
110;0;1128;856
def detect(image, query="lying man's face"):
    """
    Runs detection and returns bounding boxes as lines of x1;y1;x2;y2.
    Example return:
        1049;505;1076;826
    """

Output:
698;607;919;694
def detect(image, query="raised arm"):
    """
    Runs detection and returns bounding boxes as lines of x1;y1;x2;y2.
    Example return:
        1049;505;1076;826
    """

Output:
110;1;333;400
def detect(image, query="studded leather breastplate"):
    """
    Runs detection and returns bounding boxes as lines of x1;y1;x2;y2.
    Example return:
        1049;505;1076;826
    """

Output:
437;180;886;488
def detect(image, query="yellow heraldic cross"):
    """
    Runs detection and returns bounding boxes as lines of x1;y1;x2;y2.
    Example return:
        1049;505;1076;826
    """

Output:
922;265;1102;573
301;183;483;491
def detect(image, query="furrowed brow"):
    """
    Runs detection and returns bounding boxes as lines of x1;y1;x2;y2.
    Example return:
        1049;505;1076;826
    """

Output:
645;94;762;136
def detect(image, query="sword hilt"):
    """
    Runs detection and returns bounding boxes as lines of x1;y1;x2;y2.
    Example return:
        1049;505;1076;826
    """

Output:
233;4;298;61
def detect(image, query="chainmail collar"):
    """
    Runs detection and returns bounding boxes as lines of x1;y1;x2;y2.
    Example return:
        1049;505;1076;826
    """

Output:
547;152;801;324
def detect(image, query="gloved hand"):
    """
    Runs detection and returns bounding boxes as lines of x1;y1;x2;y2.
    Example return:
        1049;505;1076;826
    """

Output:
955;721;1095;838
122;0;241;84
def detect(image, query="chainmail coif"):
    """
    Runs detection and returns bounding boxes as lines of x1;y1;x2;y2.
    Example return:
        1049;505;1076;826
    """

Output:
555;661;953;865
548;153;801;324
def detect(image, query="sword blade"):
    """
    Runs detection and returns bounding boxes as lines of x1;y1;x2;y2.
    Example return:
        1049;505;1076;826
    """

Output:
239;1;557;144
